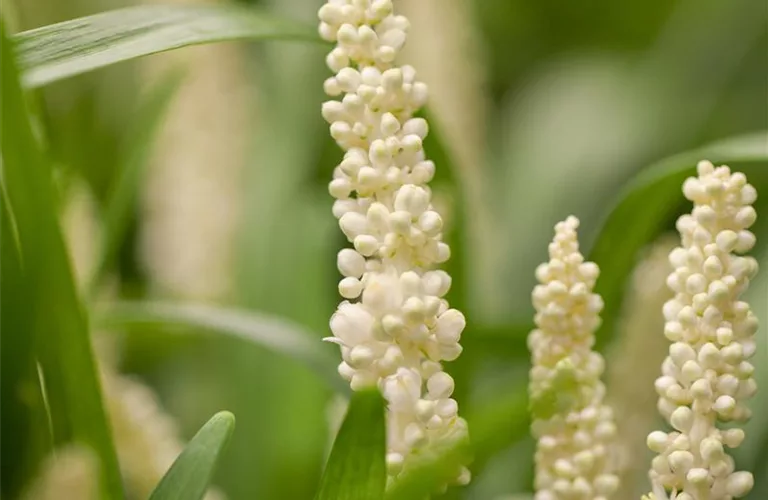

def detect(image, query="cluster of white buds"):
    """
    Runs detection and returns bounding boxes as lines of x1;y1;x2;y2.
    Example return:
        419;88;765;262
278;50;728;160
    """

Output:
647;161;759;500
319;0;470;485
528;216;619;500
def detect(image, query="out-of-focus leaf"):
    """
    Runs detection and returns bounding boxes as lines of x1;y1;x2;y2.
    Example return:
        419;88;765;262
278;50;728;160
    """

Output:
751;460;768;500
232;3;332;496
0;22;123;499
461;323;531;361
590;132;768;349
149;411;235;500
468;388;530;476
316;389;386;500
93;301;346;393
12;4;321;88
89;72;183;295
419;107;476;410
732;248;768;481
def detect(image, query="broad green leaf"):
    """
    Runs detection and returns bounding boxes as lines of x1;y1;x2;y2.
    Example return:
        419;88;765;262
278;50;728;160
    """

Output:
149;411;236;500
93;301;346;393
88;72;183;296
316;390;386;500
0;22;122;498
589;132;768;349
12;4;322;88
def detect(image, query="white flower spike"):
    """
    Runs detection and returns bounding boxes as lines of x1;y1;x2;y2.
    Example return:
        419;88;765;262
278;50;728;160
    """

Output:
319;0;469;485
528;216;619;500
648;161;759;500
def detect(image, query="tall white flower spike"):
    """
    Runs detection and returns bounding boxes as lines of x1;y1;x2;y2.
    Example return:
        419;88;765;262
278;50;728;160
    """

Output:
647;161;759;500
528;216;619;500
319;0;469;485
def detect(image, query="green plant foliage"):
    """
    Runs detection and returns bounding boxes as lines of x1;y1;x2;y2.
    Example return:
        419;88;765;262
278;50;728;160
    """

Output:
386;389;529;499
3;1;766;498
149;411;236;500
12;4;323;88
590;132;768;349
88;72;183;296
0;21;123;499
316;390;386;500
93;301;346;393
385;440;470;500
0;188;51;498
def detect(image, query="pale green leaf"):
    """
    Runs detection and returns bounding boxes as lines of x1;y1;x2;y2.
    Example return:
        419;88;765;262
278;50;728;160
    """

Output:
93;301;346;393
149;411;235;500
13;4;321;88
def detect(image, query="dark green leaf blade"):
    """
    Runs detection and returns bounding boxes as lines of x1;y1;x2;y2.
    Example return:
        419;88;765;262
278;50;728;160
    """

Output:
149;411;236;500
93;301;346;393
88;72;183;295
0;190;52;498
589;132;768;349
13;4;322;88
0;21;122;498
316;390;386;500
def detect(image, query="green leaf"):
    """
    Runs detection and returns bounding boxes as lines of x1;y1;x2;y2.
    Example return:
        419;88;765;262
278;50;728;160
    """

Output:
316;390;386;500
384;441;470;500
461;323;531;362
386;388;529;499
589;132;768;349
149;411;236;500
88;71;183;296
93;301;346;393
0;189;52;498
0;22;123;498
12;4;322;88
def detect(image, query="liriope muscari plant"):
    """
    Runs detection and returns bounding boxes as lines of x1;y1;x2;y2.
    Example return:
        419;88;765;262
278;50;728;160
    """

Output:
525;162;759;500
318;0;470;485
528;216;620;500
646;161;759;500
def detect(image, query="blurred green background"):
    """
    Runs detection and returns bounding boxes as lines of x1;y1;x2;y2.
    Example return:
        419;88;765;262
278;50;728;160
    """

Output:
3;0;767;499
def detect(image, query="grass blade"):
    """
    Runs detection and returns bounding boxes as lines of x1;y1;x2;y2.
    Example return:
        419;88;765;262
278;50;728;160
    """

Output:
12;4;322;88
589;132;768;349
316;390;386;500
93;301;345;393
0;22;122;498
0;191;52;497
149;411;236;500
88;72;183;295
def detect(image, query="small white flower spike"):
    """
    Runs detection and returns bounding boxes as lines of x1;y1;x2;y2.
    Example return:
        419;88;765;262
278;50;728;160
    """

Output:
528;216;619;500
319;0;469;485
648;161;759;500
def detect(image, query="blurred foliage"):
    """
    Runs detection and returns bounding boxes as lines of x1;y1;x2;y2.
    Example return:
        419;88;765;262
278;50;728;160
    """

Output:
1;0;767;499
